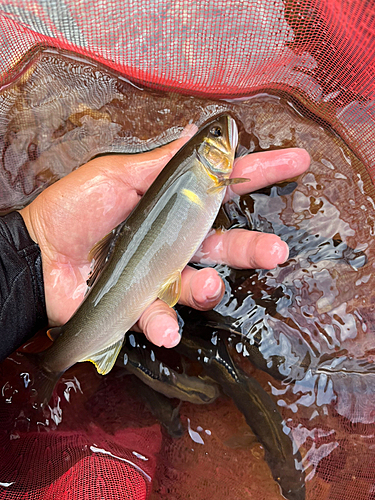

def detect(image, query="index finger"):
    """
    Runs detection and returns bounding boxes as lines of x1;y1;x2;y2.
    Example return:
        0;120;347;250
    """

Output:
229;148;310;197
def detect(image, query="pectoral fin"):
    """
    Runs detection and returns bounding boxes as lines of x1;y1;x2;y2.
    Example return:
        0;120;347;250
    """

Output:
207;177;251;194
158;271;182;308
83;338;124;375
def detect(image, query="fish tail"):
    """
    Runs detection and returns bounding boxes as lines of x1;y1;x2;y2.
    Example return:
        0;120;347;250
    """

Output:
22;352;63;407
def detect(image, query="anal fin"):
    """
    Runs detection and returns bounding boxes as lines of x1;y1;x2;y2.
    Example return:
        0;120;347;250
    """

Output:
83;338;124;375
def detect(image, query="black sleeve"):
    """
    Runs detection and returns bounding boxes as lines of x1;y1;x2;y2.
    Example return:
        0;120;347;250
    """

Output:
0;211;48;362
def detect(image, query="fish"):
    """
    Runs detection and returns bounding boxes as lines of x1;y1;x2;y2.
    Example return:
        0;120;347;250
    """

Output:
117;334;220;405
27;113;240;405
177;306;289;381
129;378;185;439
175;329;306;500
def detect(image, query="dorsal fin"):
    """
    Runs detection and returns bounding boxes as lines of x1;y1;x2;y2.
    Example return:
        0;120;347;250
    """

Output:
86;222;126;288
46;326;63;341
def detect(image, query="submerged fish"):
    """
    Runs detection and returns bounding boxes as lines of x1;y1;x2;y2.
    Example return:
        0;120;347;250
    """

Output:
28;113;239;404
118;335;220;405
130;378;185;439
175;329;306;500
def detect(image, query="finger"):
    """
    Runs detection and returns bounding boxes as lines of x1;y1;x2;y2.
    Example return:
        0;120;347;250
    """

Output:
227;148;310;199
88;123;198;195
193;229;289;270
135;299;181;348
135;266;225;348
179;266;225;310
27;123;198;254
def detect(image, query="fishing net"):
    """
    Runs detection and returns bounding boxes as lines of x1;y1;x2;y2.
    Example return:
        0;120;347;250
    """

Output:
0;0;374;499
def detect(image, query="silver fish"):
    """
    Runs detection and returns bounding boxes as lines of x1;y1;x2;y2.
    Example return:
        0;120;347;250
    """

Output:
28;113;239;404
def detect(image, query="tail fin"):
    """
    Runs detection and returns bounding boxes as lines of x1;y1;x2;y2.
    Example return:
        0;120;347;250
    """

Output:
21;352;63;408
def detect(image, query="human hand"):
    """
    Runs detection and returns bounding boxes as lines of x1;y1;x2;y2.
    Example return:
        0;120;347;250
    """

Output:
20;128;310;348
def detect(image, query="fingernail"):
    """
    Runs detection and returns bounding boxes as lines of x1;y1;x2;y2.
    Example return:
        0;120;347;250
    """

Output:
270;240;289;264
162;326;181;348
203;276;223;301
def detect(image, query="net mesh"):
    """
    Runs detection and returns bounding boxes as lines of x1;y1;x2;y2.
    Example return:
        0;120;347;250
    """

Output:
0;0;374;177
0;1;374;499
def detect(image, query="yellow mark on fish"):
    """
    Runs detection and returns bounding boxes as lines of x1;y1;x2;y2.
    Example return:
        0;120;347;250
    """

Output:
181;188;204;207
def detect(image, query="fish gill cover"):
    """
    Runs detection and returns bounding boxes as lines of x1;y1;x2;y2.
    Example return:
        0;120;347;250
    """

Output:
0;1;374;500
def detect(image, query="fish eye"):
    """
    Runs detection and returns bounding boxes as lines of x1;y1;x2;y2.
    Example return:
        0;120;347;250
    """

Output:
210;126;222;137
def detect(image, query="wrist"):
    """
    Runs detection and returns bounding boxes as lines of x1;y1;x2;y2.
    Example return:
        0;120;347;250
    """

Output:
18;206;38;244
0;211;48;360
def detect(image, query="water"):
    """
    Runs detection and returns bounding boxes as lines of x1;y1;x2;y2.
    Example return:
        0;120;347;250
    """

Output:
0;47;375;500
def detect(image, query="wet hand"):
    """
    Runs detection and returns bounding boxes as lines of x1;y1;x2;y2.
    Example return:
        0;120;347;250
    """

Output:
136;147;310;347
20;128;310;349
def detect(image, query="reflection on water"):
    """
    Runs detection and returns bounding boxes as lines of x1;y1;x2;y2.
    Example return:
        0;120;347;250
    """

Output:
0;47;375;500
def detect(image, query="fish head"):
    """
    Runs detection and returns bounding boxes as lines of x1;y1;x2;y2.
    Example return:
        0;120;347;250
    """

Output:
197;114;238;181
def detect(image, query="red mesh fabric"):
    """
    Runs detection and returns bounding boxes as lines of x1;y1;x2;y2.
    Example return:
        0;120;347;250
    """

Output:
0;0;373;95
0;0;373;178
0;428;157;500
0;1;374;500
0;356;163;500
